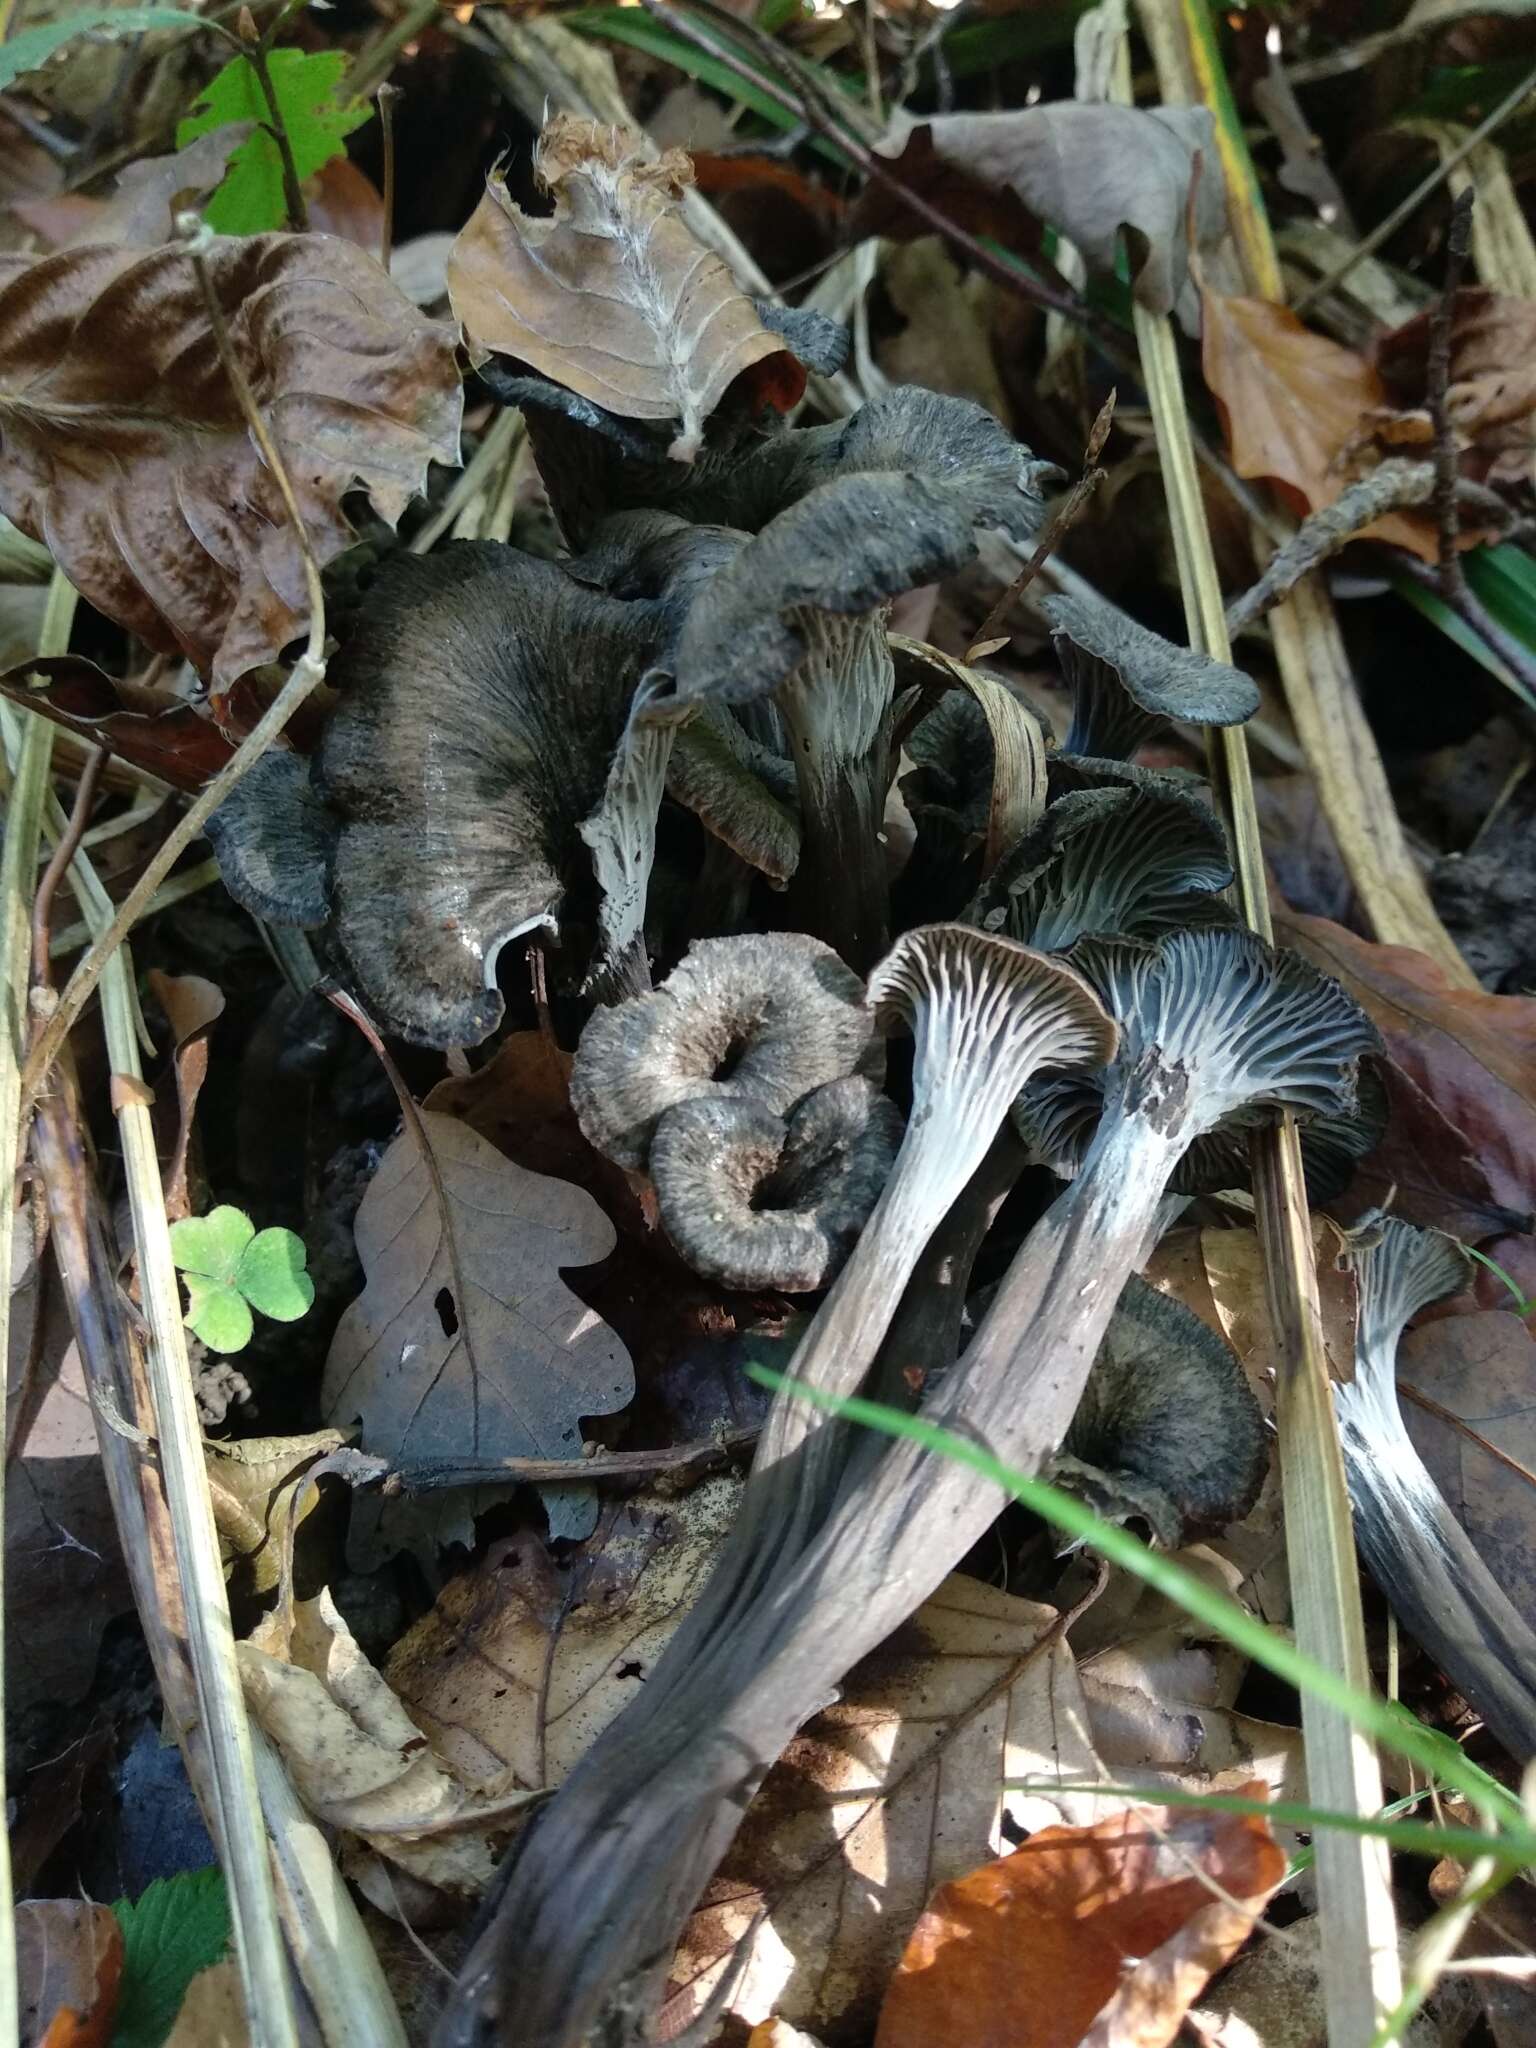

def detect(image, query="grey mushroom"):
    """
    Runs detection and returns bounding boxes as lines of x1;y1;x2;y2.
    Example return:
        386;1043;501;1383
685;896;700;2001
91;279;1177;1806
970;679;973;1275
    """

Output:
1045;589;1259;760
569;931;878;1171
650;1076;904;1292
1338;1216;1536;1759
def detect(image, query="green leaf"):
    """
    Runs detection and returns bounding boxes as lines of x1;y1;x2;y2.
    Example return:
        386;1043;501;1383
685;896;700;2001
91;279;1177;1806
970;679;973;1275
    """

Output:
168;1204;254;1281
235;1227;315;1323
111;1867;230;2048
181;1271;254;1354
0;8;211;94
169;1204;312;1350
176;47;371;234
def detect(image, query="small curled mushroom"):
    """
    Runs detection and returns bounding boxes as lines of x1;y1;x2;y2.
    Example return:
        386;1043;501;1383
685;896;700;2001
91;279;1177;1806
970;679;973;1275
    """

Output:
651;1077;905;1291
570;932;878;1170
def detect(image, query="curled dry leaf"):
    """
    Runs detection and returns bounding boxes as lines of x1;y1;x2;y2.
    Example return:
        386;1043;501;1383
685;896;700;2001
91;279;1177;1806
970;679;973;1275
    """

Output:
1377;286;1536;490
147;970;224;1222
17;1899;123;2048
0;654;242;791
872;104;1227;326
238;1587;541;1901
1199;290;1446;560
874;1789;1285;2048
0;233;462;689
322;1109;634;1567
447;116;802;461
1276;908;1536;1239
205;1428;348;1600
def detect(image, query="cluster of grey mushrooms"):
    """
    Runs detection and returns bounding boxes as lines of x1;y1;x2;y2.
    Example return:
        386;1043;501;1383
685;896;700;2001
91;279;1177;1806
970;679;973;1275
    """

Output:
207;250;1535;2047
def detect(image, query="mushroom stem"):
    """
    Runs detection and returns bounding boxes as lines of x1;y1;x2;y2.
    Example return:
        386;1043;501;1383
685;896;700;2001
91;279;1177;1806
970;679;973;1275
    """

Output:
579;703;676;1002
773;609;894;972
1337;1221;1536;1760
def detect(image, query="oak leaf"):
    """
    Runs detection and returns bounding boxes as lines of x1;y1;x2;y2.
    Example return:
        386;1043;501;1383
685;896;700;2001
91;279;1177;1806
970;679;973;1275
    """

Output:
875;1789;1284;2048
446;116;802;460
1200;291;1440;559
322;1109;634;1566
0;233;461;690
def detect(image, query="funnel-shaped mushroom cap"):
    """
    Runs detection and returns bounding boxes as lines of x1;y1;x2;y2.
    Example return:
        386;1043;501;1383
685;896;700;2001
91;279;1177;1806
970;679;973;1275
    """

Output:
1059;1276;1268;1545
868;923;1118;1101
316;543;674;1047
1172;1058;1388;1201
1353;1216;1471;1369
972;779;1233;952
1016;927;1379;1167
901;689;994;840
667;390;1057;707
205;749;335;928
571;932;878;1170
651;1077;904;1292
1044;591;1260;760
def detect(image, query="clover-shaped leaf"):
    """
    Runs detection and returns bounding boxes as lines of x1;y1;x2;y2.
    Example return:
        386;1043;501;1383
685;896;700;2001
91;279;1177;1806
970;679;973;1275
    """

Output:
169;1205;314;1355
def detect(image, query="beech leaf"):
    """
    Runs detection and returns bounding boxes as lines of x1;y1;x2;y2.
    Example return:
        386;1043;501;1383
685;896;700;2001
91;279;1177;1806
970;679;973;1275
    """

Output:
1199;290;1441;560
322;1110;635;1566
446;115;803;461
0;233;462;689
875;1790;1285;2048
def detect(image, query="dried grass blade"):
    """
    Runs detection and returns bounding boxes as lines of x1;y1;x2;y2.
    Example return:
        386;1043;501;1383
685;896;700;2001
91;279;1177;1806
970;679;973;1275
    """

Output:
1115;15;1403;2040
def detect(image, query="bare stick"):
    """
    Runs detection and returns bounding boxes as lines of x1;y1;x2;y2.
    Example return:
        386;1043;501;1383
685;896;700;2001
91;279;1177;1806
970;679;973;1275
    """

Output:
967;391;1116;659
1224;461;1435;633
247;12;309;231
1429;189;1475;605
30;745;107;985
377;82;400;273
19;220;330;1108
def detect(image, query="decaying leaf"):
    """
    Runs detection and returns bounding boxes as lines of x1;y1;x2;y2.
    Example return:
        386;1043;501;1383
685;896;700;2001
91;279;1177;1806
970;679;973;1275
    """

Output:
873;103;1228;326
206;1428;348;1600
11;125;253;249
874;1789;1284;2048
1377;287;1536;490
387;1477;743;1791
0;654;243;790
162;1960;249;2048
0;233;461;689
447;116;801;461
666;1575;1112;2040
1200;290;1442;559
322;1109;634;1565
147;970;224;1222
17;1899;123;2048
1399;1307;1536;1633
1277;908;1536;1238
239;1588;539;1902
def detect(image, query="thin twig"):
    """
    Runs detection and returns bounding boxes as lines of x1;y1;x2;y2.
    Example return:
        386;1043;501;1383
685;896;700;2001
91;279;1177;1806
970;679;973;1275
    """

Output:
1429;189;1475;605
30;746;107;986
1293;62;1536;314
18;220;330;1108
967;391;1116;659
376;82;400;273
1224;461;1435;634
247;16;309;231
380;1428;762;1495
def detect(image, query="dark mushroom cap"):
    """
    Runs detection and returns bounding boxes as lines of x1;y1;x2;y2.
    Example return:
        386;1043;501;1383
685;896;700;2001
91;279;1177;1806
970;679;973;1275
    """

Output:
1044;590;1260;760
650;1076;905;1291
901;688;994;841
570;931;879;1170
662;389;1057;708
314;543;674;1048
205;748;335;928
1015;927;1380;1168
1059;1276;1268;1545
971;778;1233;952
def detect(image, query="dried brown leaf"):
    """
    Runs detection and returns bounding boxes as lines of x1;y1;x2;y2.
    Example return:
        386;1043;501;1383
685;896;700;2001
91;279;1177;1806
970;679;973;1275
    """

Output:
874;104;1228;325
447;116;801;460
322;1109;634;1565
875;1790;1284;2048
1200;290;1441;558
17;1900;123;2048
0;234;461;688
1276;908;1536;1239
1377;287;1536;489
666;1576;1111;2040
162;1960;250;2048
12;127;253;250
147;970;224;1221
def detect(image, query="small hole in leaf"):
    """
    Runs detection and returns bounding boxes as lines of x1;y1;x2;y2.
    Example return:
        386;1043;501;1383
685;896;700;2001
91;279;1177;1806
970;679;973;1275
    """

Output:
435;1287;459;1336
616;1660;645;1681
